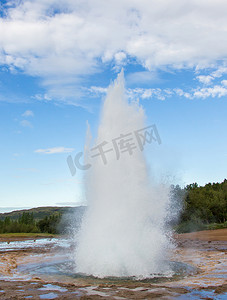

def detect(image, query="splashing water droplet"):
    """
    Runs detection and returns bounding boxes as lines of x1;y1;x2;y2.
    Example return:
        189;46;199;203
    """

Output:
75;70;174;279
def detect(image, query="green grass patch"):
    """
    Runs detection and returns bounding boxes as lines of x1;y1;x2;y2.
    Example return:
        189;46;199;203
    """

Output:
204;221;227;230
175;221;227;233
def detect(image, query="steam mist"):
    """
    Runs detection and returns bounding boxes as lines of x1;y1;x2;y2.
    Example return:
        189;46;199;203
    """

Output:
75;71;174;278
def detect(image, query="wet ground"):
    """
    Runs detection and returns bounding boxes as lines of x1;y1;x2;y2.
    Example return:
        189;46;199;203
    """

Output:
0;229;226;299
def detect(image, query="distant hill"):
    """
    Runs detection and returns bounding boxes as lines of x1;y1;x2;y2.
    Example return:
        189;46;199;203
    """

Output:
0;206;86;221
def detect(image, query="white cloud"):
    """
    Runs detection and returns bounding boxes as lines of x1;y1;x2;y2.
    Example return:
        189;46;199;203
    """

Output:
128;88;166;100
114;51;127;69
221;80;227;86
195;66;227;87
126;71;159;85
35;147;74;154
22;110;34;117
174;88;192;99
88;76;227;101
1;0;227;102
196;75;214;85
88;85;171;101
193;85;227;98
33;93;52;101
173;80;227;99
211;66;227;78
87;86;108;96
20;120;32;128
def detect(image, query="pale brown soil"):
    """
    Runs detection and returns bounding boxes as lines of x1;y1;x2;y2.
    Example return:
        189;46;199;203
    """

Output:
0;229;226;299
177;228;227;241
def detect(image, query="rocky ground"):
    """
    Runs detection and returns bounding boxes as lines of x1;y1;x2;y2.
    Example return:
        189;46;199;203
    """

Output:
0;229;226;299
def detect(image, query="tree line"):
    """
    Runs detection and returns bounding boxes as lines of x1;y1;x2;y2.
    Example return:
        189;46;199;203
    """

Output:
172;179;227;232
0;179;226;234
0;212;62;234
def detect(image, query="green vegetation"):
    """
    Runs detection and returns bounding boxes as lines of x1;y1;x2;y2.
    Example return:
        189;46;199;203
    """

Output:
0;206;86;234
0;180;226;234
0;206;74;222
0;211;61;234
37;213;62;234
173;179;227;233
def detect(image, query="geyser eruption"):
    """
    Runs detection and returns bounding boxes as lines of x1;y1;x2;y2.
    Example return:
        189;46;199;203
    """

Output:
75;70;173;278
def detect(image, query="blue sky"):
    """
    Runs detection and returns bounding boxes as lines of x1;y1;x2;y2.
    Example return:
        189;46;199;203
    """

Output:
0;0;227;211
